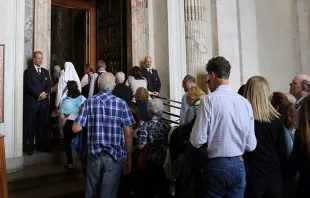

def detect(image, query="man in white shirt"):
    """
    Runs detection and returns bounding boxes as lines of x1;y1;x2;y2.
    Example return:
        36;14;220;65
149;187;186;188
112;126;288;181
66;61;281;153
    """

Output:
190;56;257;197
179;75;196;124
289;74;310;124
88;60;107;97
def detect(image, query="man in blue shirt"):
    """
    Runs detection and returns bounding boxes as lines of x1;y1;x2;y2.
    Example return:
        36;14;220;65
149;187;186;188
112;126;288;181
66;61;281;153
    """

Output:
73;72;135;198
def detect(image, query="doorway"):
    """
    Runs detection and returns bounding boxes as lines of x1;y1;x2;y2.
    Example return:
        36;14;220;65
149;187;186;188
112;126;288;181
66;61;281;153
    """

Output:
51;0;96;77
51;5;88;77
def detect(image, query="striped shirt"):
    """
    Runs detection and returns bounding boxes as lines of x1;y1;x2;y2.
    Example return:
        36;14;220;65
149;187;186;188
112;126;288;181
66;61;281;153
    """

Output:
190;85;257;158
75;91;135;161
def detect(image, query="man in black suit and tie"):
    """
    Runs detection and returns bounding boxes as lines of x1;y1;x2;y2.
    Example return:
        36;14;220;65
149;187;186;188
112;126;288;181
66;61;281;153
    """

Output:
24;51;51;155
141;56;161;96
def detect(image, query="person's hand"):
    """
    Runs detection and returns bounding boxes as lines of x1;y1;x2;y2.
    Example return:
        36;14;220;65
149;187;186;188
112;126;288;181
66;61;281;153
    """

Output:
40;92;47;100
123;159;132;175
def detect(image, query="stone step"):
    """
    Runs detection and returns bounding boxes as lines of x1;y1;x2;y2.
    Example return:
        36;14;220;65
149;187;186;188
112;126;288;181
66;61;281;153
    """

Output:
8;178;85;198
7;163;84;193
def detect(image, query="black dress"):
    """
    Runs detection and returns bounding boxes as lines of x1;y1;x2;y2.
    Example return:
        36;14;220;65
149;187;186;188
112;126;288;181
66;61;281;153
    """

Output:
244;118;287;198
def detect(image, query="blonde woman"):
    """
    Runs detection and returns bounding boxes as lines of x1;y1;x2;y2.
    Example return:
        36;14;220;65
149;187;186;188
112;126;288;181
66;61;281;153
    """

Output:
185;86;206;124
244;76;287;198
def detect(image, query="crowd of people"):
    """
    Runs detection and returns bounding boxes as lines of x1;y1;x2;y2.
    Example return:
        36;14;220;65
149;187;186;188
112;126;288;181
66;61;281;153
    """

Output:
24;51;310;198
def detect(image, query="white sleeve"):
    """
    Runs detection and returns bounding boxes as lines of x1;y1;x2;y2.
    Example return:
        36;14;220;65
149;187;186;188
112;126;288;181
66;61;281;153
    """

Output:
88;73;98;97
80;74;88;88
56;77;65;107
190;97;211;148
245;104;257;152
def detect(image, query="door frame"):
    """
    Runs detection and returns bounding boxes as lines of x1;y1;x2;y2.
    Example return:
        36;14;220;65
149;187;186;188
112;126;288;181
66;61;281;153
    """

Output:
51;0;96;66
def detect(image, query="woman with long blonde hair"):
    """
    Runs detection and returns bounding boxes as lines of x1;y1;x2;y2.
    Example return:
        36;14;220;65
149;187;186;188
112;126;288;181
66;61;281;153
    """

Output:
244;76;287;198
185;86;206;124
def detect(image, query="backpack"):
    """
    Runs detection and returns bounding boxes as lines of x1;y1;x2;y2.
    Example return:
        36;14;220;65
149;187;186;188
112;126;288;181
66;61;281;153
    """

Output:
93;71;104;95
81;74;91;98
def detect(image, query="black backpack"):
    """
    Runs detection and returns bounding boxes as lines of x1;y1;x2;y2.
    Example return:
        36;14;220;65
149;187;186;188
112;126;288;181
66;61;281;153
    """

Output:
81;74;91;98
93;71;104;95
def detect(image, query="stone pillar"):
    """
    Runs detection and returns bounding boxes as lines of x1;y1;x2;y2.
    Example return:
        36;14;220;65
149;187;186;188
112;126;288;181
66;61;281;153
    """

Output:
0;0;25;165
25;0;34;69
34;0;51;70
131;0;149;68
168;0;187;101
184;0;208;92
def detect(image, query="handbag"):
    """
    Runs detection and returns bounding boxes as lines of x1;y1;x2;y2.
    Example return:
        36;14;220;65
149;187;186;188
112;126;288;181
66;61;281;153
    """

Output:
137;145;149;171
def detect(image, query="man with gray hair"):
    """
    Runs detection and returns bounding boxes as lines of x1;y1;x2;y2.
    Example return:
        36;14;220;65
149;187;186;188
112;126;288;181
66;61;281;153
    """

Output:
88;60;107;97
73;72;135;198
289;74;310;124
112;72;133;103
180;75;196;124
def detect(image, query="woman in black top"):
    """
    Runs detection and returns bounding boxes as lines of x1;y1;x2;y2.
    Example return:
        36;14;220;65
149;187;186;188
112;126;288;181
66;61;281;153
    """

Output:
286;95;310;197
244;76;287;198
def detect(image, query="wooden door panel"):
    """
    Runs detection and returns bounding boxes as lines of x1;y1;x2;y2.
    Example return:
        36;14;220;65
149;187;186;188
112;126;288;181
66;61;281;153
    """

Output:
97;0;127;74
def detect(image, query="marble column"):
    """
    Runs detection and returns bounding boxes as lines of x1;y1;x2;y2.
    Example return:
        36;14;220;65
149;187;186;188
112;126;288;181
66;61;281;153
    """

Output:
0;0;25;167
131;0;149;67
34;0;51;70
24;0;34;69
185;0;208;92
168;0;187;104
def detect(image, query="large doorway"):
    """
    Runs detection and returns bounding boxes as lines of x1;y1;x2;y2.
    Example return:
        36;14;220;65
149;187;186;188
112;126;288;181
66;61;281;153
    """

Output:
51;0;96;77
51;5;88;77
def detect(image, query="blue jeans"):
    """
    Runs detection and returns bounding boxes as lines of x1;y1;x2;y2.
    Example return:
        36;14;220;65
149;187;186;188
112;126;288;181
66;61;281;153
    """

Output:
204;157;246;198
85;154;123;198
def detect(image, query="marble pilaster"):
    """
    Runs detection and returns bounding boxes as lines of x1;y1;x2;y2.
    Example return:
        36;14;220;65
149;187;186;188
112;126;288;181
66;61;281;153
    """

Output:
185;0;208;92
24;0;34;69
167;0;187;105
131;0;149;67
237;0;259;83
34;0;51;70
0;0;25;161
206;0;241;91
292;0;310;74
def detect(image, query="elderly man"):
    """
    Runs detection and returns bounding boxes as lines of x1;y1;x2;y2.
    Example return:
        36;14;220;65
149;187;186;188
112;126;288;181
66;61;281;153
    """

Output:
112;71;133;103
190;56;257;197
289;74;310;124
180;75;196;124
141;56;161;96
73;72;135;198
88;60;107;97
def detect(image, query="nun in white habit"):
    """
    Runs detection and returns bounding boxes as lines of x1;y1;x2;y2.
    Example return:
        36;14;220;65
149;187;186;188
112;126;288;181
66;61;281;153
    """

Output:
55;62;81;108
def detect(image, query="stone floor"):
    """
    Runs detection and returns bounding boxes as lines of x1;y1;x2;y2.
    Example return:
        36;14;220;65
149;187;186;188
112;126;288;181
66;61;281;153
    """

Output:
7;155;85;198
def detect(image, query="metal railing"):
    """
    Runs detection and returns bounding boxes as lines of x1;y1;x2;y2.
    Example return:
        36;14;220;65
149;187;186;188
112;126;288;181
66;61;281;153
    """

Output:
155;96;181;125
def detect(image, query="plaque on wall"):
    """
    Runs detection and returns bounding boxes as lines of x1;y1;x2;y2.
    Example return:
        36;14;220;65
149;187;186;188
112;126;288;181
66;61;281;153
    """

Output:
0;45;4;123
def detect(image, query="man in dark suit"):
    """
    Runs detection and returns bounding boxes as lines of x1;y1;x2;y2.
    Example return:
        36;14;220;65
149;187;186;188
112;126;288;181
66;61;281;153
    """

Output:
141;56;161;96
24;51;51;155
112;72;133;103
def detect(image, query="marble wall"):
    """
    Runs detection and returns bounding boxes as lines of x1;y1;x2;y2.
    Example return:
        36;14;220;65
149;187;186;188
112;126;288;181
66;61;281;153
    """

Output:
25;0;34;69
0;0;25;162
34;0;51;70
255;0;298;93
131;0;149;68
152;0;170;99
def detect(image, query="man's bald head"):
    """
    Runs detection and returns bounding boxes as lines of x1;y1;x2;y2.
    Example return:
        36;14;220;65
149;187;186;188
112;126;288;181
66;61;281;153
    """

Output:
144;56;152;68
98;72;115;92
115;72;125;84
289;74;310;100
